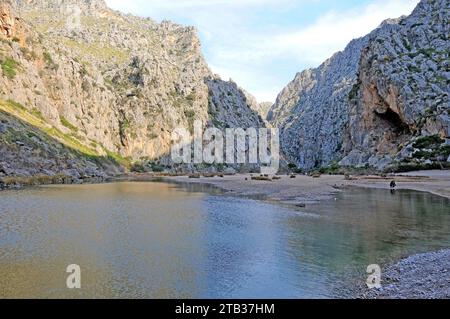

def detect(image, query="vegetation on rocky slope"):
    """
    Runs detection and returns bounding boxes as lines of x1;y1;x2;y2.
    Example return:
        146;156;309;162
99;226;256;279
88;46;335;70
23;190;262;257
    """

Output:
0;105;124;189
0;0;264;180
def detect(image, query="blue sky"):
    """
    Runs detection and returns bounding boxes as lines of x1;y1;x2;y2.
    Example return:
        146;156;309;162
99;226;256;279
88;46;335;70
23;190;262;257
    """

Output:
105;0;419;102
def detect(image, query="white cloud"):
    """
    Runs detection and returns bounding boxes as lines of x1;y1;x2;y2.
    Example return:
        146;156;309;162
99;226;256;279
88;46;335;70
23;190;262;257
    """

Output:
206;0;419;101
270;0;420;64
105;0;420;102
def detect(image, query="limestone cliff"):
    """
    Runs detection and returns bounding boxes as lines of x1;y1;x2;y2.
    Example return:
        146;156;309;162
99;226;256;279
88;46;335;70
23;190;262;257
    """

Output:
269;0;449;171
268;37;369;170
342;0;449;169
0;0;264;180
0;0;24;42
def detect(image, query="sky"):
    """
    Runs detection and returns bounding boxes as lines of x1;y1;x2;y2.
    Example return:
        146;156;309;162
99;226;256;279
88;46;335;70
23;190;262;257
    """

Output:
105;0;420;103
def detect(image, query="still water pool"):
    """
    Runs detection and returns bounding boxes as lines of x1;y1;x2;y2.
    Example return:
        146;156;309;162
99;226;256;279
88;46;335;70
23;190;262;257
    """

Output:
0;182;449;298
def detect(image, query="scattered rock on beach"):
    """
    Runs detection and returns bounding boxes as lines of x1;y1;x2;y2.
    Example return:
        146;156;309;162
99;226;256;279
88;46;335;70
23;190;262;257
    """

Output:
359;250;450;299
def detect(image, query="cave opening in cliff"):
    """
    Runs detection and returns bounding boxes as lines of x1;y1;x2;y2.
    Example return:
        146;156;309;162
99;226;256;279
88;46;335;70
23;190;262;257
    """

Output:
375;108;410;134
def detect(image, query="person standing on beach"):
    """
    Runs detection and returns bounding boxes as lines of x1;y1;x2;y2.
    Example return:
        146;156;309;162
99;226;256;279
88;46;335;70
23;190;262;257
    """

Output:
390;180;397;189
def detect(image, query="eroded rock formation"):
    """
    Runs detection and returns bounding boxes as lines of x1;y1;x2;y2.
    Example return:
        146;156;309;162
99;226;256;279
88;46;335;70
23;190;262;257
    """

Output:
269;0;449;171
0;0;264;179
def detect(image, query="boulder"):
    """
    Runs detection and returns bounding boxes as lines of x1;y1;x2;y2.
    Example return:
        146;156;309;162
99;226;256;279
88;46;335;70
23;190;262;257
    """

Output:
224;167;237;175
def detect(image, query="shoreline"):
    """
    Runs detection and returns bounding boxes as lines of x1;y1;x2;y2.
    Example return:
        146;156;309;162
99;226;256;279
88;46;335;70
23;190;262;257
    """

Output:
163;170;450;206
2;170;449;202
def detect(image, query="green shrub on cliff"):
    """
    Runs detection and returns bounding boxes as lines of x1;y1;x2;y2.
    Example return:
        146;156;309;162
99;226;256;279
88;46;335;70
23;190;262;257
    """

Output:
6;99;26;111
1;57;20;79
413;135;444;149
60;116;78;132
43;51;53;65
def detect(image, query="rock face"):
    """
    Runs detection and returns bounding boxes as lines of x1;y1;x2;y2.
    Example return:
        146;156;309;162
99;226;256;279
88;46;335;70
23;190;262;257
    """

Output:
0;0;14;36
253;101;273;121
343;0;449;169
269;0;449;171
206;78;263;129
268;38;369;170
0;107;123;181
0;0;263;178
0;0;25;43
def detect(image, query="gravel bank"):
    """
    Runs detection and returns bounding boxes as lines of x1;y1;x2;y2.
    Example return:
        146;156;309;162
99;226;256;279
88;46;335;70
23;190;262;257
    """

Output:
359;250;450;299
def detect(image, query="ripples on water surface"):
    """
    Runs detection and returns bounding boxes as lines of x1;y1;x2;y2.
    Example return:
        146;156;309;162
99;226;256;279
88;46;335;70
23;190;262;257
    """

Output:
0;182;449;298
